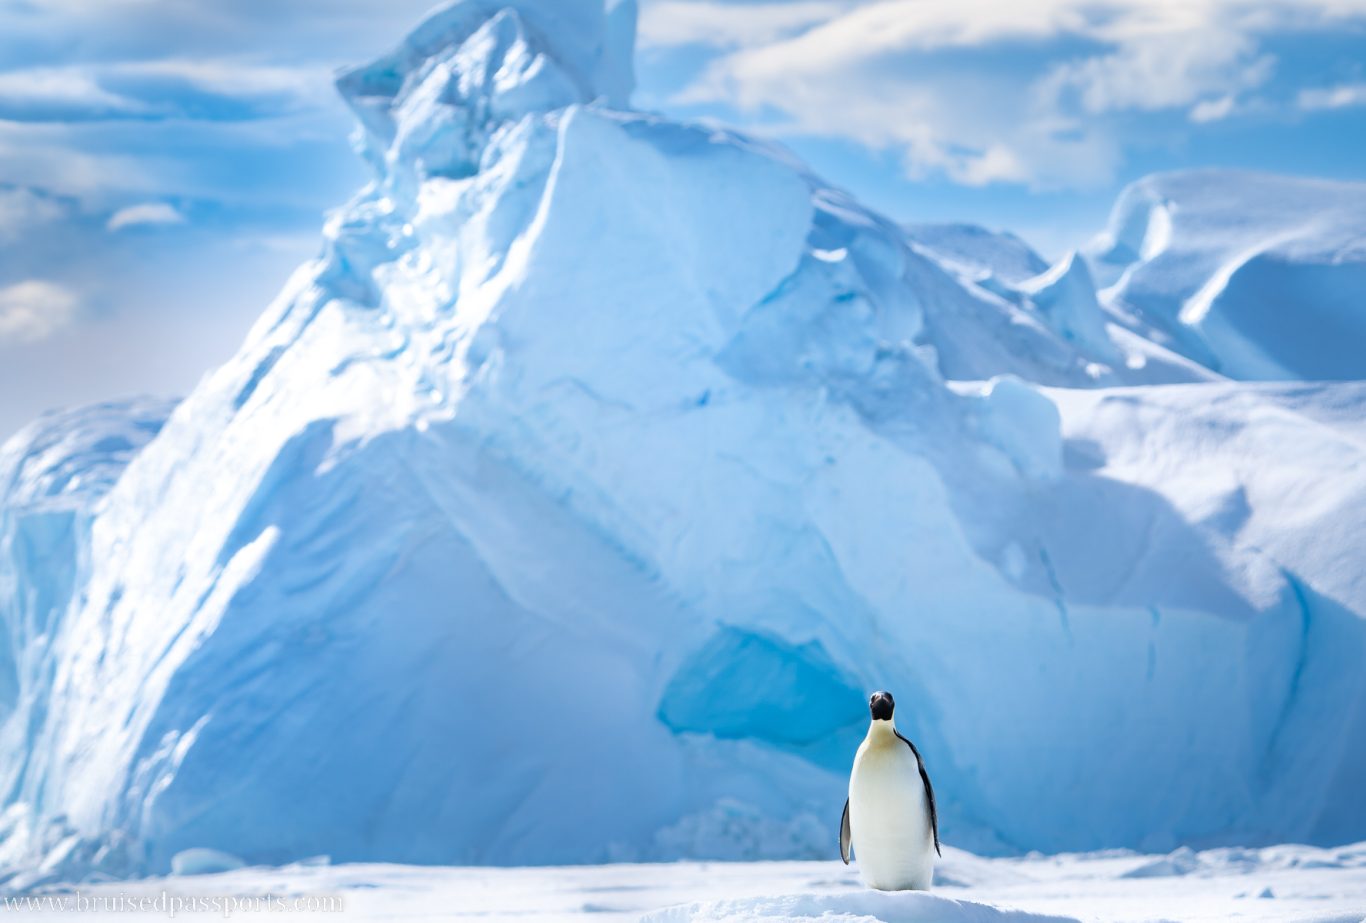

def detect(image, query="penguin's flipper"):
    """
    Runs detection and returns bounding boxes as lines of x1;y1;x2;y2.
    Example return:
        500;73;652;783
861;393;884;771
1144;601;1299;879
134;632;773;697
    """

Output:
895;729;941;857
840;798;852;864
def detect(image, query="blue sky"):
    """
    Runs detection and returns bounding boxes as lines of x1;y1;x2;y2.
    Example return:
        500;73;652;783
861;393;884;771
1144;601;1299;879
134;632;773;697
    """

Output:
1;0;1365;438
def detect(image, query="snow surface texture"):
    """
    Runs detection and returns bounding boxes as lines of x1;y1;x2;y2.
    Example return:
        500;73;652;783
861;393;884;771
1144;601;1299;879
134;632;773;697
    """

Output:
1;0;1366;884
1089;170;1366;380
646;843;1366;923
7;843;1366;923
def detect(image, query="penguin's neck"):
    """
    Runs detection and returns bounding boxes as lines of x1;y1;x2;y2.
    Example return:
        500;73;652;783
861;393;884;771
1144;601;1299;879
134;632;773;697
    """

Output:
865;717;899;745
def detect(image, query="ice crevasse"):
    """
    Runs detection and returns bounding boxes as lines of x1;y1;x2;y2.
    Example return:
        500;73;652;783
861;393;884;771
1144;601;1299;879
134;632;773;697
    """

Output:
0;0;1365;883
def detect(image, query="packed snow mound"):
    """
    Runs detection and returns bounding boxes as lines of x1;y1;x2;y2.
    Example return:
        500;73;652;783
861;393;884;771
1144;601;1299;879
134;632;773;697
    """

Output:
1088;170;1366;380
639;841;1366;923
2;0;1366;883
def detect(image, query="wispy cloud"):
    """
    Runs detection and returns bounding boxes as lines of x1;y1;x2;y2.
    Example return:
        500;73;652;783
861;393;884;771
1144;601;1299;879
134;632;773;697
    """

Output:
1297;82;1366;110
1189;95;1239;123
0;0;435;67
115;59;331;101
0;280;80;343
0;60;331;123
1037;30;1273;115
0;123;166;203
673;0;1366;189
639;1;848;49
107;202;186;231
0;186;68;244
0;68;149;121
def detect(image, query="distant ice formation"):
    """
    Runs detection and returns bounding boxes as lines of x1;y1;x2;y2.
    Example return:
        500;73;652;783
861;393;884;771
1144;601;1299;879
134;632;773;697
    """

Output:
1089;169;1366;380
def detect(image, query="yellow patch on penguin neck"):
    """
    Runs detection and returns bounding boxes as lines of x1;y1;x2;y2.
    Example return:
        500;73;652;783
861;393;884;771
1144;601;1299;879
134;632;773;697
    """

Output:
866;717;900;745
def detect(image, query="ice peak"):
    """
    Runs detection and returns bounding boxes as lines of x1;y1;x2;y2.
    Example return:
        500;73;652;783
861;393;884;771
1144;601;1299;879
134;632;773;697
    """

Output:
337;0;635;185
1018;250;1120;363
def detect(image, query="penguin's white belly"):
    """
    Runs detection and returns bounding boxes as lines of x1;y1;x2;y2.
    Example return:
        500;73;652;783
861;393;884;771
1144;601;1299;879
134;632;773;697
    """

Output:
849;742;935;891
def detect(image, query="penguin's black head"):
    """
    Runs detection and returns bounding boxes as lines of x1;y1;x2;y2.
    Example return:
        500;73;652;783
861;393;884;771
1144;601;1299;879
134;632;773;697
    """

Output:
869;690;895;722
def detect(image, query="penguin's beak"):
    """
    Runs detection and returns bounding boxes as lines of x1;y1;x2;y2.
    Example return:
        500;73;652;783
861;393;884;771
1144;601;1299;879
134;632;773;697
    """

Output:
869;691;894;721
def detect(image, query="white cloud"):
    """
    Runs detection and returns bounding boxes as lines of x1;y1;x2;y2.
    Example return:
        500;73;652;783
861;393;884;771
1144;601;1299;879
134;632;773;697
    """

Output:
107;202;186;231
0;67;148;118
676;3;1125;188
687;0;1089;63
947;144;1031;186
110;59;335;108
1189;95;1238;123
0;59;332;122
0;186;67;244
0;0;440;65
639;1;849;49
0;280;80;343
1297;82;1366;110
0;123;163;203
1039;30;1273;114
0;108;344;209
674;0;1366;188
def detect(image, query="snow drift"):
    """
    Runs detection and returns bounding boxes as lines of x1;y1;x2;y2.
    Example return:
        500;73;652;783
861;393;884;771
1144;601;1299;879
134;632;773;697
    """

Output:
641;841;1366;923
1;0;1365;883
647;891;1082;923
1089;169;1366;380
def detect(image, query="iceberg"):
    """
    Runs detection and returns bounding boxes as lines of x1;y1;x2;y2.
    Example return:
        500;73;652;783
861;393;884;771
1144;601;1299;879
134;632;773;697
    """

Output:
0;0;1364;883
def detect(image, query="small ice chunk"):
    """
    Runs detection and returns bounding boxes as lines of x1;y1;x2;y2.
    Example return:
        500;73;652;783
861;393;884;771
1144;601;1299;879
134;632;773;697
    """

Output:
1120;846;1200;879
170;848;246;876
973;375;1063;481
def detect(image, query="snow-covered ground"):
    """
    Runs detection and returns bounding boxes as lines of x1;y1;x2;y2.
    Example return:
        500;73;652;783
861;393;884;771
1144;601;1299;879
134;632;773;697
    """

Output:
6;844;1365;923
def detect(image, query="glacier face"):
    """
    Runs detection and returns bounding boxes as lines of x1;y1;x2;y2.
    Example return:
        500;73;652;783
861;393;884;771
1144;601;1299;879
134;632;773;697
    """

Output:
1;0;1365;882
0;399;175;882
0;397;175;733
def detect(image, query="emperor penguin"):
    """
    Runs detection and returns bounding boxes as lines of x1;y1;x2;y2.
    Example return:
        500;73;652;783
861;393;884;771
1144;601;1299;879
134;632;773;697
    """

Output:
840;690;941;890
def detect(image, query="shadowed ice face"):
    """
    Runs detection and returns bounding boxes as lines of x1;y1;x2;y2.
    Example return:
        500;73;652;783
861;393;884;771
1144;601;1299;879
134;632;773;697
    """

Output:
869;690;894;722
